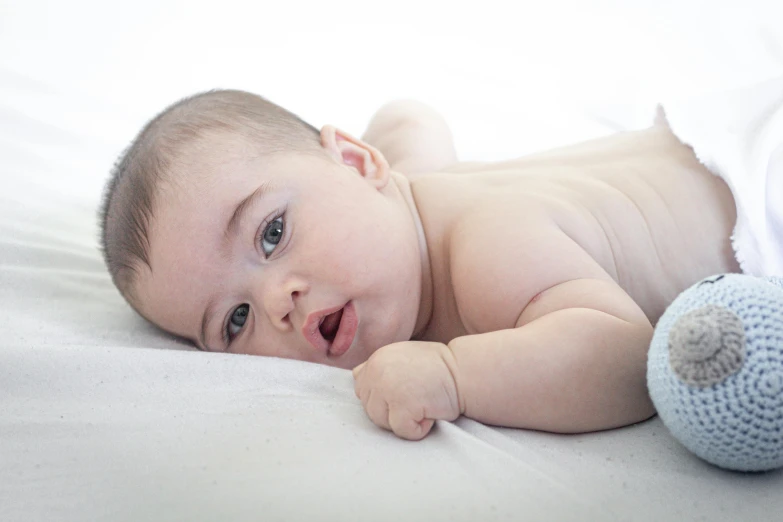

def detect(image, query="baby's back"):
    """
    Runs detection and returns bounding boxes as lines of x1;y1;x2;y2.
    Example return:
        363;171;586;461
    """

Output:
413;126;739;333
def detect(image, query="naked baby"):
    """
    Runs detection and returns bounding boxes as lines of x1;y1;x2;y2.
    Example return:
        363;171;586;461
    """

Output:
100;78;783;440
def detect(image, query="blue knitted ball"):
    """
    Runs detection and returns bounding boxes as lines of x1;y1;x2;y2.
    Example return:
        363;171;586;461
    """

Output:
647;274;783;472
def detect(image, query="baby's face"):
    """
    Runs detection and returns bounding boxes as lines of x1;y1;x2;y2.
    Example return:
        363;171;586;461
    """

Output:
135;131;424;369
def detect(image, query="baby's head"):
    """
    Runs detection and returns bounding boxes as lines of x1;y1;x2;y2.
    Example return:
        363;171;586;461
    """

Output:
100;90;428;368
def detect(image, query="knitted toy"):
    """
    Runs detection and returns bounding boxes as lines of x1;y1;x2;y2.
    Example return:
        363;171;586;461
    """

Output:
647;273;783;472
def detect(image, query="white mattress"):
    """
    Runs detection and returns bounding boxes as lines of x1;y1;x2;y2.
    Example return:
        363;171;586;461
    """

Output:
3;1;783;520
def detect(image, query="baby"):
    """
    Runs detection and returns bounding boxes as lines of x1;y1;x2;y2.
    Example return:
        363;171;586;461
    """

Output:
100;78;782;440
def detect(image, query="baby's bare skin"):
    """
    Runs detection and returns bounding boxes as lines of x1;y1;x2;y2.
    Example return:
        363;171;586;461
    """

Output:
353;103;739;437
136;98;740;440
415;126;739;336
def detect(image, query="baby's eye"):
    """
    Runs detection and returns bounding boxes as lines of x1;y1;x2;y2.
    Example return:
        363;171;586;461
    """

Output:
227;304;249;341
260;216;284;257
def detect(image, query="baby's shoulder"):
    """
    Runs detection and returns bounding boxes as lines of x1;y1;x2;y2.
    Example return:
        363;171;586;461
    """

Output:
446;200;610;334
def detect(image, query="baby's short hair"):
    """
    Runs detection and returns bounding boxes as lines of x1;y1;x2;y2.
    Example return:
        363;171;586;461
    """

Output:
99;89;320;306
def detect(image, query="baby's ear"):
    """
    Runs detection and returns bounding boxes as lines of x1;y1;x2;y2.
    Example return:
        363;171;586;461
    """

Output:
320;125;390;189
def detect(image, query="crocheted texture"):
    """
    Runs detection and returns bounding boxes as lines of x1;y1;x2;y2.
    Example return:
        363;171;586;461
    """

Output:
648;274;783;472
668;304;745;387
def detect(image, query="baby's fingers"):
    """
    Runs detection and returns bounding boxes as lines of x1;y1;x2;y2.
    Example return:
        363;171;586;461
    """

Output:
352;362;367;399
389;405;434;441
352;362;366;378
352;361;375;398
365;389;392;432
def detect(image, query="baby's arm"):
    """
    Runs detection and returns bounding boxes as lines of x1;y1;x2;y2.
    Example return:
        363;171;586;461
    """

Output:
361;100;458;178
353;277;656;439
450;278;656;433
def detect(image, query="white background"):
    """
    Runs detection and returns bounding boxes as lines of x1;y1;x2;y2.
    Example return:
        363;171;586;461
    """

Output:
2;0;781;210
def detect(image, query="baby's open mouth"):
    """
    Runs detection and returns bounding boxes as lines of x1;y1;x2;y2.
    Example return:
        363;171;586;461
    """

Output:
319;308;344;342
303;301;357;358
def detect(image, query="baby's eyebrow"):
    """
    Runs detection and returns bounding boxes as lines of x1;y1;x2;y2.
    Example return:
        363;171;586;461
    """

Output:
224;181;272;241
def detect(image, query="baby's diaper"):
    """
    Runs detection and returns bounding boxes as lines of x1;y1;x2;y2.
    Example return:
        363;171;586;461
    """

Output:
660;76;783;277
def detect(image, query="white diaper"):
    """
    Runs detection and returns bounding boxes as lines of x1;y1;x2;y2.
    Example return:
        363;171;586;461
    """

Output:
659;75;783;277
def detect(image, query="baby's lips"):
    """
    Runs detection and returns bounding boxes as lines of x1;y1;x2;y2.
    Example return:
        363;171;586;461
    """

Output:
301;303;344;354
327;301;357;358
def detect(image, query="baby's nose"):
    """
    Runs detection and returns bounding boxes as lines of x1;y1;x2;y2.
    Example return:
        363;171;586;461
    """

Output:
260;274;309;331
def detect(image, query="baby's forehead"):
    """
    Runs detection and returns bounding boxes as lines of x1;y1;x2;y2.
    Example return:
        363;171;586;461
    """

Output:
155;141;289;216
160;133;258;190
175;127;256;167
179;126;313;170
155;125;329;216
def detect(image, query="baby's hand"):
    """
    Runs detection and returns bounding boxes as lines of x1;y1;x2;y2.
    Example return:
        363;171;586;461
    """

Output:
352;341;463;440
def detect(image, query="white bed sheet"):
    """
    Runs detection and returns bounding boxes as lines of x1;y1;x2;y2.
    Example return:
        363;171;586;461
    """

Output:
3;1;783;520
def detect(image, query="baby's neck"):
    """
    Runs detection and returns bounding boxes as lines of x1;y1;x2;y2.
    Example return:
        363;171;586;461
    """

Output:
389;171;433;339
